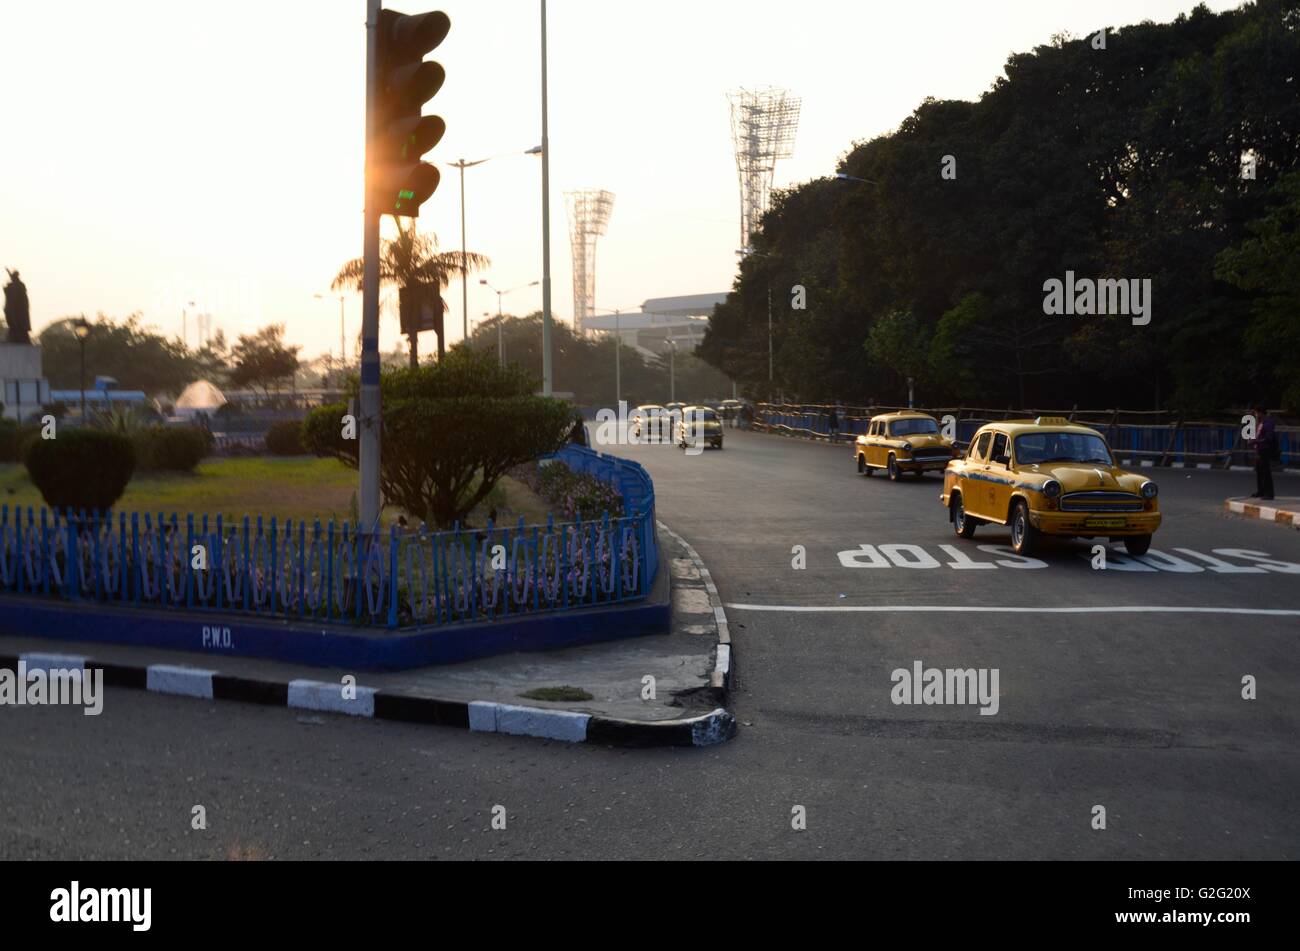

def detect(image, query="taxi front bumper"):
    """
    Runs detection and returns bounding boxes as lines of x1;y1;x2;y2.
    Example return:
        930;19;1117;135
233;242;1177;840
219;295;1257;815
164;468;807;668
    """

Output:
897;455;955;471
1029;509;1162;536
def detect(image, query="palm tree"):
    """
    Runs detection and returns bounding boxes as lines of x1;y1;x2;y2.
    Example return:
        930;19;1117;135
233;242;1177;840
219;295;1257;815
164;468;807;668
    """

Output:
332;217;490;366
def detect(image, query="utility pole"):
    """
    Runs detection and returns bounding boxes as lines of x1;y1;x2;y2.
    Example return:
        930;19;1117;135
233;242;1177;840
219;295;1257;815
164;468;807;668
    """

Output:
614;310;621;406
359;0;383;532
539;0;553;395
767;286;773;386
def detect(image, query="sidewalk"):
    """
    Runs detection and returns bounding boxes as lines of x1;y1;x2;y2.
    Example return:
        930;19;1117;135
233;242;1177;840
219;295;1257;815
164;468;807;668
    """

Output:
1224;496;1300;529
0;523;736;747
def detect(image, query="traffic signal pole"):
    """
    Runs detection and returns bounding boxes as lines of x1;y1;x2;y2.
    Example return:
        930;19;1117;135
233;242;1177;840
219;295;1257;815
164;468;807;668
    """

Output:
360;0;383;532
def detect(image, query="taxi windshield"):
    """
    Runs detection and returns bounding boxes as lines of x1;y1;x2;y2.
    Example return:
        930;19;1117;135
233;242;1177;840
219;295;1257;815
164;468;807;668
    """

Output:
890;418;938;436
1015;432;1113;466
686;410;718;423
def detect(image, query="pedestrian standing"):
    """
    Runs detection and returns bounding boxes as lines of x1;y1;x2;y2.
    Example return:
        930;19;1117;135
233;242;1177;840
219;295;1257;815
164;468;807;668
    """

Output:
828;405;840;443
1251;404;1276;500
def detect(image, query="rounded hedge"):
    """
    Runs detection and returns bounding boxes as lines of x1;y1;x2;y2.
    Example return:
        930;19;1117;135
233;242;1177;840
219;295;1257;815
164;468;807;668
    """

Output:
264;419;306;456
133;426;212;472
0;417;40;463
25;429;136;513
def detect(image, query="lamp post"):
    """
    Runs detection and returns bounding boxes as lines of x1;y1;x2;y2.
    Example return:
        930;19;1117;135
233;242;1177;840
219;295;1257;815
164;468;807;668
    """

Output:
314;293;346;368
74;317;91;421
479;279;539;367
591;305;632;406
668;337;680;403
539;0;553;396
448;157;489;342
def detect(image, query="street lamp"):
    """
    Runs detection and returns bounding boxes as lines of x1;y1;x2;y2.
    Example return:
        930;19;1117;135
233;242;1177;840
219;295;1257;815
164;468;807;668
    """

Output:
480;279;539;367
314;293;346;368
73;317;92;421
834;172;881;185
666;337;678;403
449;146;544;347
592;305;633;406
539;0;554;396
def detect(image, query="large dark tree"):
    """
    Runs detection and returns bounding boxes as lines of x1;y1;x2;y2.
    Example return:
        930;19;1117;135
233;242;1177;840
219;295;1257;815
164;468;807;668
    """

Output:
700;0;1300;413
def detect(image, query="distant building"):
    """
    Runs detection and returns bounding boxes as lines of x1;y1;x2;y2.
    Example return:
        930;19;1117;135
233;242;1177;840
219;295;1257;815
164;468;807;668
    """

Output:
51;376;154;414
582;293;726;359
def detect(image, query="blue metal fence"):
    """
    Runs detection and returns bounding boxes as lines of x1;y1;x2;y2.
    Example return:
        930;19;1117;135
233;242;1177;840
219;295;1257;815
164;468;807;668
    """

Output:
756;405;1296;468
0;448;658;630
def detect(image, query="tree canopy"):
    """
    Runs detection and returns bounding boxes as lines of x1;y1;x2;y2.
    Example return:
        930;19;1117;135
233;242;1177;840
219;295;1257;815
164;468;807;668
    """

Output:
699;0;1300;412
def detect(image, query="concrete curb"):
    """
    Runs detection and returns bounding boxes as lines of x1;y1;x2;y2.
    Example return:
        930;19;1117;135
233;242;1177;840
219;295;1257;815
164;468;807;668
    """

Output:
658;521;733;694
1224;497;1300;529
0;651;735;749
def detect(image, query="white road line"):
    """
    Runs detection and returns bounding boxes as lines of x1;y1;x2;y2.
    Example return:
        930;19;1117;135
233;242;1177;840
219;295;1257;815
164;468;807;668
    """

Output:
726;603;1300;616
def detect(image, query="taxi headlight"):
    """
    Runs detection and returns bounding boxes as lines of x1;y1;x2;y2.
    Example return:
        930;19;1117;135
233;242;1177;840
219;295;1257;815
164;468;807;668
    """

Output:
1042;479;1062;500
1140;481;1159;500
902;442;913;452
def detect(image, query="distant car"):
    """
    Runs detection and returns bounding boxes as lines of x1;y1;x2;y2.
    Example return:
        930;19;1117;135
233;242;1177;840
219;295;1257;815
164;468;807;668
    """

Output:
854;411;956;480
674;406;724;450
630;404;669;441
719;399;744;421
940;417;1161;557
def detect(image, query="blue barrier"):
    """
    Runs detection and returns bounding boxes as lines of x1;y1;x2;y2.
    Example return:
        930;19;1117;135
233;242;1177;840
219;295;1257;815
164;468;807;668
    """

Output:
548;444;659;592
759;409;1295;467
0;492;653;631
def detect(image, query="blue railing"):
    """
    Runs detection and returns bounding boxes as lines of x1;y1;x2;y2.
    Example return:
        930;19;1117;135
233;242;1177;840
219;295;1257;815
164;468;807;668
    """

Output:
755;406;1296;467
0;498;654;631
547;443;659;589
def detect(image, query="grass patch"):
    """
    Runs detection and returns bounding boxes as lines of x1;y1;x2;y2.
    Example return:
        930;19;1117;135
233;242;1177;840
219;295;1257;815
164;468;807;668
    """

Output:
518;686;593;703
0;455;556;529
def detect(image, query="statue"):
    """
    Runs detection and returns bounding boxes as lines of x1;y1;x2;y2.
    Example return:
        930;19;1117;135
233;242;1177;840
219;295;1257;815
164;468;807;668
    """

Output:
4;269;31;344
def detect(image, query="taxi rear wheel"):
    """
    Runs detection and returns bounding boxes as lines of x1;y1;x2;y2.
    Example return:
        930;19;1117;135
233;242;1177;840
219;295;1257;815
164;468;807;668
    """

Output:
1124;534;1152;557
858;454;872;476
887;454;901;481
1010;500;1038;556
952;495;977;538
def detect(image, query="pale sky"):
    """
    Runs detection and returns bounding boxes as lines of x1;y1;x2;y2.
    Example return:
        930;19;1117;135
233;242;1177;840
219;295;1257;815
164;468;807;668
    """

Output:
0;0;1242;359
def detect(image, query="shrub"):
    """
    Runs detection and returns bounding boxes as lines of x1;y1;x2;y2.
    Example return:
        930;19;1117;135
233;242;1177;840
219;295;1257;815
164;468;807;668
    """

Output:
0;417;41;463
264;419;306;456
304;350;574;527
133;426;212;472
25;429;135;513
535;461;624;520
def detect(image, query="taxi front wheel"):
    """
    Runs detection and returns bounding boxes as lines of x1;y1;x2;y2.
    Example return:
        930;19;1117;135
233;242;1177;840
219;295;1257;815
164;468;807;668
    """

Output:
1010;500;1038;556
887;454;901;481
951;495;977;538
1124;534;1152;556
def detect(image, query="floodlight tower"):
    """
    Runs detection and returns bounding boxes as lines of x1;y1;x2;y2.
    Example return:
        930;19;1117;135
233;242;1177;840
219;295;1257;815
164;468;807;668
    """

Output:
728;87;800;252
565;189;614;336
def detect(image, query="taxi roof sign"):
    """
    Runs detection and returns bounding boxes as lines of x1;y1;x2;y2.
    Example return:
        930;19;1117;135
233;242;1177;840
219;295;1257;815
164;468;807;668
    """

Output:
1035;416;1071;426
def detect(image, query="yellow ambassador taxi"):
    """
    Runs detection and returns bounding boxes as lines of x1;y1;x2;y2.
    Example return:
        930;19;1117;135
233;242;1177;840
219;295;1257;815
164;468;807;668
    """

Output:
854;411;957;481
940;417;1161;557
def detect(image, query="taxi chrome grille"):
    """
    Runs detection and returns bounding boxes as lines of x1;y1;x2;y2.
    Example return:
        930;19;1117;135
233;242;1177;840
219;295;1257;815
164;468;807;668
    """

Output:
910;448;953;460
1060;491;1144;512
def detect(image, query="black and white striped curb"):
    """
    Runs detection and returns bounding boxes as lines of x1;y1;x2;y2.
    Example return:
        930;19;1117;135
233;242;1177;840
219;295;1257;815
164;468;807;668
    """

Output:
1224;498;1300;530
658;521;732;693
0;650;735;748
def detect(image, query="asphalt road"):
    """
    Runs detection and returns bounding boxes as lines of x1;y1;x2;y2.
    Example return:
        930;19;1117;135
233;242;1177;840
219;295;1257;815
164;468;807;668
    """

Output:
3;428;1298;860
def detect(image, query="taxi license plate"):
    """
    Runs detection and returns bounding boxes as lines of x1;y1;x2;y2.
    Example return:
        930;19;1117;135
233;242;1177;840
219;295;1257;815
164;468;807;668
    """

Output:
1085;517;1127;529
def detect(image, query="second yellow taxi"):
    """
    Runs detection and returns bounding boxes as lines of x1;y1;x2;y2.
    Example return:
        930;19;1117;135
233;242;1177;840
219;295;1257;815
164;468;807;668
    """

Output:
854;411;957;481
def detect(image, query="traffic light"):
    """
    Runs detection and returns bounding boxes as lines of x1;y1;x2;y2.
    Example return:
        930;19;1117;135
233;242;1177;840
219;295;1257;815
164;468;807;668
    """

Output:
373;9;450;218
